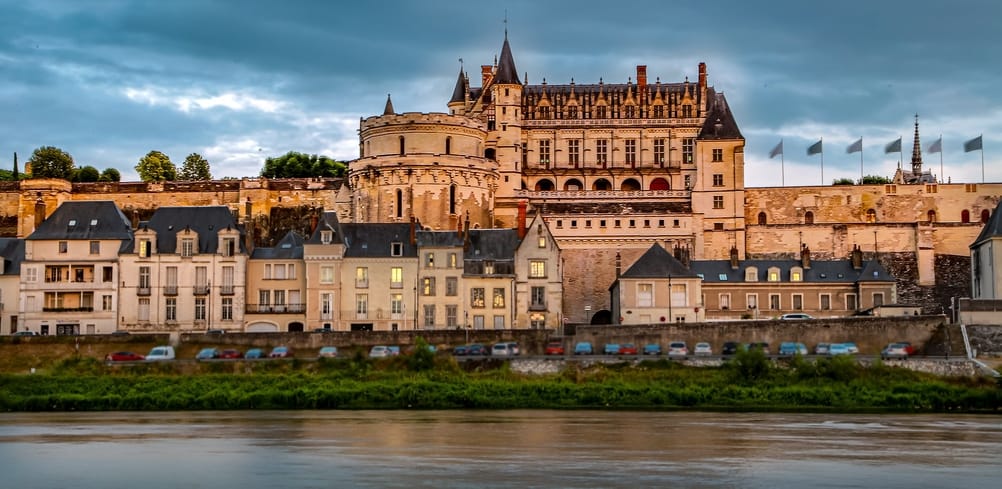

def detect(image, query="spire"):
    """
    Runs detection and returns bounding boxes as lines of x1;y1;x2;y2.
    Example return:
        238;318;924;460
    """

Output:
494;33;520;85
449;66;466;104
383;94;395;115
911;113;923;176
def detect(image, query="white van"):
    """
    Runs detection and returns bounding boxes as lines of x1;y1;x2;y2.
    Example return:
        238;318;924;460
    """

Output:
146;346;176;361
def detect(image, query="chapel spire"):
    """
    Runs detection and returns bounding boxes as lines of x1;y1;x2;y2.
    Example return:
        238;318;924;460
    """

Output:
911;114;923;176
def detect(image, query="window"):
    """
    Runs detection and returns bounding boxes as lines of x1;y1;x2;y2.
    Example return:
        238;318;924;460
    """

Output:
846;293;858;311
421;277;435;296
568;139;580;166
321;230;332;244
446;305;458;328
820;294;831;310
391;294;403;315
195;298;206;321
221;298;233;320
804;211;814;225
539;140;550;166
391;267;403;288
596;139;608;165
713;196;724;209
221;237;236;257
637;283;653;307
713;174;724;187
473;315;485;330
356;267;368;288
448;253;458;268
425;252;435;268
720;294;731;310
221;266;234;294
391;242;403;256
139;266;151;289
399;136;405;155
424;305;435;328
355;294;368;318
165;298;177;321
538;236;546;248
288;264;296;279
670;284;687;307
165;266;177;293
747;294;758;310
259;290;271;306
397;189;404;218
682;138;694;163
181;238;194;257
873;292;884;307
445;277;458;296
744;267;758;282
682;105;692;118
471;288;485;308
484;261;495;275
320;266;334;284
321;293;333;319
654;139;665;165
195;266;207;291
758;212;767;225
25;267;37;283
792;294;803;310
493;315;505;329
102;294;112;311
59;241;67;253
138;298;150;321
529;260;546;278
531;286;546;308
866;209;877;223
768;268;780;282
791;268;803;282
493;288;505;308
625;139;636;166
90;241;100;255
684;175;692;189
712;148;723;162
769;294;781;310
138;239;151;258
273;264;287;280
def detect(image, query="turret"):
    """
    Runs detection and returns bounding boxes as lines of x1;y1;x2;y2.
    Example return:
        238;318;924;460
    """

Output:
489;32;525;225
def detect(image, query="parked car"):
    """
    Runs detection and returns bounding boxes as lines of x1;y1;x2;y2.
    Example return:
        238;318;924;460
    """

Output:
110;330;131;336
844;342;859;354
667;341;688;359
694;342;713;356
467;343;490;356
780;313;813;320
388;346;401;356
721;341;740;355
814;343;831;355
778;342;808;356
195;347;220;360
369;345;391;358
244;348;264;359
506;342;520;356
12;330;37;336
828;343;853;356
146;346;176;361
900;342;917;356
619;343;639;355
603;343;621;355
452;345;470;356
105;351;144;362
574;342;594;355
219;349;243;359
745;342;771;355
318;346;339;358
544;341;565;355
881;343;910;360
206;329;226;335
643;343;662;355
491;342;513;357
269;346;293;358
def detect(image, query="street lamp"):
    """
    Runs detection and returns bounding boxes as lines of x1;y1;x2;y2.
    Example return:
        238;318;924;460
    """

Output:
667;273;673;323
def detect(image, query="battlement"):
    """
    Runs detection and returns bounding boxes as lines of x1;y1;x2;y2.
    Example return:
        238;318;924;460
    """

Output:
360;112;486;133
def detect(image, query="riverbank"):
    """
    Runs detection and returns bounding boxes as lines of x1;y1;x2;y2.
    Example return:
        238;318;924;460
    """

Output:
1;351;999;413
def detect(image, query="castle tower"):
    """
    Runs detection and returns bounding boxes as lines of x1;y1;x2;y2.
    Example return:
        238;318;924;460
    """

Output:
488;32;524;227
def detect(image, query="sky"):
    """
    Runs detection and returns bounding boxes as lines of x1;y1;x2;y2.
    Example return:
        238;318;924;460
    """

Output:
1;0;1001;187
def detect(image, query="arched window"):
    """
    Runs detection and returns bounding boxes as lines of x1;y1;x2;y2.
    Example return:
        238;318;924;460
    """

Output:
927;210;936;223
981;209;991;223
758;212;767;225
866;209;877;223
962;209;971;223
649;178;670;190
804;211;814;225
396;189;403;218
399;136;405;156
534;179;554;191
449;185;457;215
564;179;583;191
445;137;451;155
620;178;641;191
592;179;612;191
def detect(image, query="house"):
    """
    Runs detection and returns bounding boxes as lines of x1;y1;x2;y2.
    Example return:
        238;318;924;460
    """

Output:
339;221;419;331
0;238;25;334
610;244;704;325
514;211;563;328
962;201;1002;324
245;231;307;332
415;227;466;329
463;225;520;330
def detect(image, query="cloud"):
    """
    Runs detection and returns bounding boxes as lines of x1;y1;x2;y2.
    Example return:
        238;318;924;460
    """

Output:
122;86;286;114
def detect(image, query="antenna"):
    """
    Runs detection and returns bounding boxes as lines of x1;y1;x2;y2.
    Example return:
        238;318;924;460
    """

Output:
504;10;508;37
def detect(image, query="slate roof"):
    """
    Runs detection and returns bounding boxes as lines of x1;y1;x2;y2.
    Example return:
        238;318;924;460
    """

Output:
125;206;243;254
449;67;467;104
341;223;417;258
465;229;519;261
306;211;345;245
619;244;699;279
688;259;895;283
416;230;464;248
971;200;1002;248
494;35;520;85
250;231;304;260
0;238;25;276
698;89;743;140
28;201;132;241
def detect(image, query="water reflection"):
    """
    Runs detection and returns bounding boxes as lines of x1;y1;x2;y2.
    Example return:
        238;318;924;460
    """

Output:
0;411;999;488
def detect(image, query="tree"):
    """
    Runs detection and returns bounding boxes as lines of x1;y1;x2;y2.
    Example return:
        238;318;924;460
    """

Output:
99;168;121;182
832;178;855;186
27;146;75;179
135;150;177;182
73;165;101;182
860;175;891;185
179;152;212;181
13;152;19;180
260;151;347;178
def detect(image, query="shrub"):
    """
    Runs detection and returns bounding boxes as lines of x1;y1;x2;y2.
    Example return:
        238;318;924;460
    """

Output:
729;346;771;383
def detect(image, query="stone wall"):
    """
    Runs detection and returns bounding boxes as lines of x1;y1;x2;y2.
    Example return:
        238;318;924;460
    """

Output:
967;325;1002;356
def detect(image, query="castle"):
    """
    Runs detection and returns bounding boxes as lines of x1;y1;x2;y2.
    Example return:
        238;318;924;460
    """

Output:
2;33;999;330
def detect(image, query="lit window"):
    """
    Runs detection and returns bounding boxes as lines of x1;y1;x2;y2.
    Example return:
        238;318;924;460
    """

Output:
530;260;546;278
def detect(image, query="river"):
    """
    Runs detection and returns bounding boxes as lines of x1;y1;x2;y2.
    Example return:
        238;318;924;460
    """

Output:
0;410;999;488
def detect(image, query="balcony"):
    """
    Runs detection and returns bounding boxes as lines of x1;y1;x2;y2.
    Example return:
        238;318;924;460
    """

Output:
193;285;209;295
43;306;94;313
164;285;178;296
220;285;235;296
355;279;369;288
529;302;548;311
137;286;152;296
246;303;306;314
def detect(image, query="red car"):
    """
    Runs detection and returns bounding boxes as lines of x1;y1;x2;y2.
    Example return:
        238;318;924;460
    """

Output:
544;341;565;355
269;346;293;358
219;349;243;359
105;351;145;362
619;343;639;355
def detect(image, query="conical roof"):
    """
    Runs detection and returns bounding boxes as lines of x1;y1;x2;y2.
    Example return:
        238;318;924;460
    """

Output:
449;67;466;104
383;94;395;115
494;35;520;85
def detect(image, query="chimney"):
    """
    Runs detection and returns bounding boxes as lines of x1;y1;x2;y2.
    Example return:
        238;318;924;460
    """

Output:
615;252;621;278
801;244;812;269
729;246;739;270
463;212;471;252
310;209;320;234
409;215;416;245
244;198;252;222
481;65;493;86
698;62;707;90
636;65;647;94
517;200;527;239
34;194;46;230
851;244;863;270
131;209;139;229
456;214;463;238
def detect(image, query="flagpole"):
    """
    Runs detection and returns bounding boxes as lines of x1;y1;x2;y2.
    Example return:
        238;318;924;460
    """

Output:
859;137;864;181
980;134;985;183
939;134;944;183
781;140;785;187
820;137;824;185
898;135;903;170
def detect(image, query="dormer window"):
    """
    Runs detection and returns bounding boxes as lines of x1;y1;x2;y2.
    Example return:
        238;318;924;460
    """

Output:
767;267;781;282
791;267;803;282
68;219;77;227
391;242;403;257
320;230;332;244
744;266;758;282
221;237;236;257
90;219;98;226
181;238;195;257
484;261;495;275
139;239;151;258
